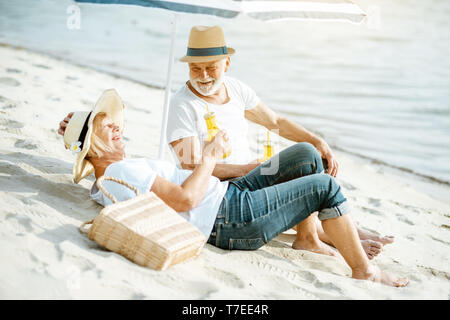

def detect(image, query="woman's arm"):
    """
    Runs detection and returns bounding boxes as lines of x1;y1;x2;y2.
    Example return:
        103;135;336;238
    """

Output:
170;136;259;180
150;130;230;212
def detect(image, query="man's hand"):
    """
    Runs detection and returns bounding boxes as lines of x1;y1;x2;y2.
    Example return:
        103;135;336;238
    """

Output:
314;138;339;177
58;112;74;137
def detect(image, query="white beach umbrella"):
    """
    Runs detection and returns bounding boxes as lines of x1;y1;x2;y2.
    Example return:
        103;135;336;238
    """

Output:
74;0;367;159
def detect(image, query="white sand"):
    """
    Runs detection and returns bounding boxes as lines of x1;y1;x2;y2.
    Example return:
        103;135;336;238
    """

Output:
1;44;449;300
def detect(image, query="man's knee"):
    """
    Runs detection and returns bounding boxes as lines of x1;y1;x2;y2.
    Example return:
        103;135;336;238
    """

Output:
293;142;322;170
308;173;336;194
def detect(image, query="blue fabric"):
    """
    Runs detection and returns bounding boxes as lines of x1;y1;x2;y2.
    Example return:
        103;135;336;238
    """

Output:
74;0;239;18
207;142;350;250
186;46;228;56
74;0;365;23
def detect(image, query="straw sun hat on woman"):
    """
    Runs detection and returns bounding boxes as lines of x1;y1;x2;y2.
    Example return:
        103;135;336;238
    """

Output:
63;89;125;183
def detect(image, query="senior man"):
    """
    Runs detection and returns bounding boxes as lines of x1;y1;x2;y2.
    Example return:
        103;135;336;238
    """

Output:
165;25;394;257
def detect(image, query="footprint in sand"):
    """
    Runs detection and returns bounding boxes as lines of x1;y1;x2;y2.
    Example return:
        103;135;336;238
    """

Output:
417;265;450;281
429;235;450;246
0;119;24;129
0;77;21;87
80;99;94;106
395;213;414;225
32;64;51;70
0;95;18;109
6;68;22;74
368;197;381;207
130;293;146;300
5;213;34;232
204;266;246;289
14;139;38;150
392;201;422;213
360;206;385;216
341;181;357;191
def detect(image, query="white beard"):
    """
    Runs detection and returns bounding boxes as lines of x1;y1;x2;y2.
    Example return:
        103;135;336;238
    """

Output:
190;74;224;96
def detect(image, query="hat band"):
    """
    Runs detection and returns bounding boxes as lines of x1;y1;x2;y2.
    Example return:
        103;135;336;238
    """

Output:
186;46;228;57
78;111;92;150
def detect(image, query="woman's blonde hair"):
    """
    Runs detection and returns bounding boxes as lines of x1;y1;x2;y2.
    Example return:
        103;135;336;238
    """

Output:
86;112;114;159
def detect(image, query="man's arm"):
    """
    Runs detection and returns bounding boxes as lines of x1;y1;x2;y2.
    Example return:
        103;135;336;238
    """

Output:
245;101;339;177
170;136;258;180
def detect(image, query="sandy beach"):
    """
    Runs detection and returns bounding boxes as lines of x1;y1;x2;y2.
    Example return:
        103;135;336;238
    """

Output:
1;44;449;300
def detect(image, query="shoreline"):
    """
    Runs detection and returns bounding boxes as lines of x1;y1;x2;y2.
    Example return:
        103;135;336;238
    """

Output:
2;42;448;205
1;44;449;299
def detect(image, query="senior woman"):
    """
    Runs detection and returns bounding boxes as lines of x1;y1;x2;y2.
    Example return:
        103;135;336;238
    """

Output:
63;89;407;287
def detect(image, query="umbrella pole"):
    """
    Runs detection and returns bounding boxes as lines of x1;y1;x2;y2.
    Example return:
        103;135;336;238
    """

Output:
158;13;179;160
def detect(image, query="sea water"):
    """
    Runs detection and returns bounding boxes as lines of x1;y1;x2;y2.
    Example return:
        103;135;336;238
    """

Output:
1;0;449;191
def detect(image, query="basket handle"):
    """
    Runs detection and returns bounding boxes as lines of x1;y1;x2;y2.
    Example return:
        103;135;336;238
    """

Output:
96;175;140;204
79;219;94;235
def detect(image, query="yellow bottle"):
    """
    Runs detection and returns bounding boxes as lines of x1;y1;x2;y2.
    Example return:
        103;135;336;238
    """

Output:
260;131;273;162
204;111;231;159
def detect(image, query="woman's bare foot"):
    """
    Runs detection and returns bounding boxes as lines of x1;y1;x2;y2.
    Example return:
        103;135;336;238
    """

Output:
292;234;338;257
358;228;395;246
352;265;408;287
361;240;383;260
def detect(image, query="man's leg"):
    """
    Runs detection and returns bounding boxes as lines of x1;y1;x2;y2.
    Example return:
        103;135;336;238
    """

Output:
221;173;408;287
314;212;395;259
291;214;337;256
232;142;325;190
321;215;408;287
233;143;336;255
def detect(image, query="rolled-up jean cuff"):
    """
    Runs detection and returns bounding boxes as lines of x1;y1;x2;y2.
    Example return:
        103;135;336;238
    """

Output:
318;201;351;221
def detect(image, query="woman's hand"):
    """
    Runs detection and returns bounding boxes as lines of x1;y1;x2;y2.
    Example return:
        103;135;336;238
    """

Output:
203;130;231;160
58;112;73;136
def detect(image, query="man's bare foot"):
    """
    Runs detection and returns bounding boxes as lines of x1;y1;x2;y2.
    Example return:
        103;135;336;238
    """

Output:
292;235;338;257
358;228;395;246
361;240;383;260
352;265;408;287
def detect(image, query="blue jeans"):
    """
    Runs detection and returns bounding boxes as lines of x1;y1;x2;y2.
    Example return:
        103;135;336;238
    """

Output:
207;142;350;250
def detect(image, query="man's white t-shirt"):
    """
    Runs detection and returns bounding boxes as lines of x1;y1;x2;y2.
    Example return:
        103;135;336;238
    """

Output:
166;76;260;166
90;158;229;238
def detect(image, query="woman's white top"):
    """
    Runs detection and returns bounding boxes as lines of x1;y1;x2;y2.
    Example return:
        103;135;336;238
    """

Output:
90;158;228;237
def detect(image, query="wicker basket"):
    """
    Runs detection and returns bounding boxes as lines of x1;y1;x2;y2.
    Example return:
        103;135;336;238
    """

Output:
80;176;207;271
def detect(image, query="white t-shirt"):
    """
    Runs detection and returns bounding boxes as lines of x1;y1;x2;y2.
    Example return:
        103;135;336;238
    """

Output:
90;158;229;238
166;76;260;166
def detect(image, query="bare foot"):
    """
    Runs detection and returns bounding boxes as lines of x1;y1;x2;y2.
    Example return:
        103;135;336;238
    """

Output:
361;240;383;260
292;235;338;257
352;265;408;287
358;228;395;246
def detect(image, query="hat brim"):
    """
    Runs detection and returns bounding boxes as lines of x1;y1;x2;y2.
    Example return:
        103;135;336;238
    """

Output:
73;89;125;183
179;47;235;63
